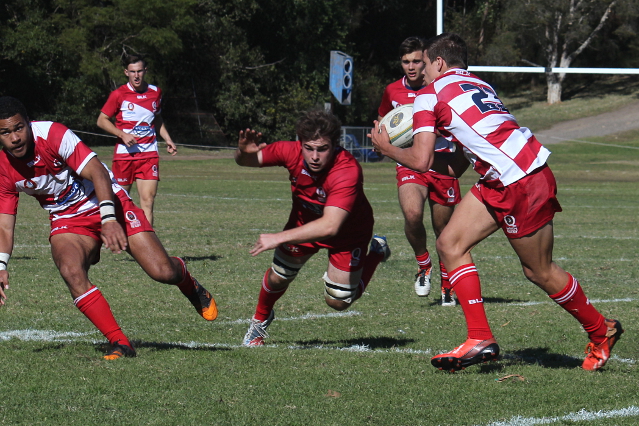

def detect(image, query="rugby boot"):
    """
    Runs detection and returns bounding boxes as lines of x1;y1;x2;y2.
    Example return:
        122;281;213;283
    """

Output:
431;338;499;372
582;319;623;371
103;341;136;360
414;267;432;297
441;286;456;306
186;278;218;321
243;310;275;347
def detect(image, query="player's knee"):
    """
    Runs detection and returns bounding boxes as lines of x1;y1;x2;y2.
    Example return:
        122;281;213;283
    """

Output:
271;254;302;281
323;272;359;310
149;260;180;284
57;263;89;290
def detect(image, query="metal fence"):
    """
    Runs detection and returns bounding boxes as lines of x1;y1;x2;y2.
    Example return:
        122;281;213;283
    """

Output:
340;126;383;163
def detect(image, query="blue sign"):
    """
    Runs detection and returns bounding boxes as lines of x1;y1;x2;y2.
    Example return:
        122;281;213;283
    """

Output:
329;51;353;105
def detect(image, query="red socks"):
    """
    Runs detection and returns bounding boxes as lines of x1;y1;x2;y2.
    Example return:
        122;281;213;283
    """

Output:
549;273;607;344
440;261;452;291
74;286;131;347
254;268;287;321
173;257;195;296
449;263;493;340
415;251;432;271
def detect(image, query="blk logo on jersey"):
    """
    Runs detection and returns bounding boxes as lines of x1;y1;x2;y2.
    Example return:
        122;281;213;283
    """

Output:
126;211;141;228
504;215;518;234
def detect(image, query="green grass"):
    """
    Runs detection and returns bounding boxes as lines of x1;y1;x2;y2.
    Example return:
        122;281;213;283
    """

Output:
1;133;639;425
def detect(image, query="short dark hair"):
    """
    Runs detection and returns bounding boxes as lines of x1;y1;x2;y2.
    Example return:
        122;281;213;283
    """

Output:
123;54;147;68
295;110;342;146
424;33;468;69
399;37;425;58
0;96;29;121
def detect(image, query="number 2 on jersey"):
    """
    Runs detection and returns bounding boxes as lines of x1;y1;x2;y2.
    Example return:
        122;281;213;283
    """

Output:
459;83;509;114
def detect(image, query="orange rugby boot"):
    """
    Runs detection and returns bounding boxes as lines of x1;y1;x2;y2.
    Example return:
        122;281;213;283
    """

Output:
431;338;500;372
582;319;623;371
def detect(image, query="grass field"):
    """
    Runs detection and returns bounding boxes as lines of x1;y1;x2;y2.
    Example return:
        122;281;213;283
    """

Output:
1;130;638;425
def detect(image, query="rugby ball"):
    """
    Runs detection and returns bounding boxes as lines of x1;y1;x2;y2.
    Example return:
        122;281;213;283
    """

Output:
379;104;414;148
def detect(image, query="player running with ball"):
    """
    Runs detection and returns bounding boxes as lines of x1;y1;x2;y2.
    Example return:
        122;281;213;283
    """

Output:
235;110;390;347
0;97;217;360
370;33;622;372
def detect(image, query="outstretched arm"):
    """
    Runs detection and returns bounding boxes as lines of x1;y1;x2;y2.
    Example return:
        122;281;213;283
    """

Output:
0;213;16;306
79;157;129;254
235;129;267;167
250;206;349;256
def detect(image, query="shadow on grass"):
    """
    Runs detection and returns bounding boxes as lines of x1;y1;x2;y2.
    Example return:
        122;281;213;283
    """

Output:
114;254;222;262
502;347;582;369
424;296;530;307
292;336;415;350
93;340;232;356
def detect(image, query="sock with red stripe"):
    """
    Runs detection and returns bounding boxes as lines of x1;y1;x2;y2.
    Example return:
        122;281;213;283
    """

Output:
254;268;287;321
449;263;493;340
74;286;131;347
416;251;432;271
440;261;452;291
549;273;607;344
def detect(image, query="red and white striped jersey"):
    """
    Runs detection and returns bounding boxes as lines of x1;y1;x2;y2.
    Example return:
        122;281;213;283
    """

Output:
0;121;123;221
413;69;550;186
100;83;162;160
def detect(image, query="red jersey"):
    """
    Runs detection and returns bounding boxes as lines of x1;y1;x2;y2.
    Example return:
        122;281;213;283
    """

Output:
100;83;162;161
0;121;124;222
260;141;374;248
378;77;424;117
413;69;550;186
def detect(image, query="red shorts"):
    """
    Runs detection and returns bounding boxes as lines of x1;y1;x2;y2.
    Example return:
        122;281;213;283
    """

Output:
470;165;562;239
50;193;154;241
278;238;370;272
396;164;461;206
112;157;160;186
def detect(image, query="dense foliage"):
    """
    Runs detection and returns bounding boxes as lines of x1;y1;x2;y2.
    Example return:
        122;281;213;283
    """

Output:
1;0;637;144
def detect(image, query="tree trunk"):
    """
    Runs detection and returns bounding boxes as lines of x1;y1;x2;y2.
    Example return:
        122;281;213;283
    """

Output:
546;71;566;104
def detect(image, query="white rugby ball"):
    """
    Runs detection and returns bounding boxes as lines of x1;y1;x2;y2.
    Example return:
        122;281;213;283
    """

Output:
379;104;414;148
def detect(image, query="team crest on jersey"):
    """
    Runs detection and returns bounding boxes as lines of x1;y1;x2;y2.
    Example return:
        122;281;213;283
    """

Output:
126;210;141;228
24;179;36;189
152;101;157;112
316;187;326;203
127;103;134;111
504;215;518;234
283;244;301;254
53;159;63;168
350;247;362;267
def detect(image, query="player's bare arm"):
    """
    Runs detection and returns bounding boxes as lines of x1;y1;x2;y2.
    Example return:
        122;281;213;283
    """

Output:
96;112;138;147
155;114;177;156
235;129;267;167
0;213;16;306
79;157;128;253
369;122;436;172
250;206;350;256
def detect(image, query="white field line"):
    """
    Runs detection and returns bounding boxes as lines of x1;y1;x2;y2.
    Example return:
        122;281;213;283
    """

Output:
480;405;639;426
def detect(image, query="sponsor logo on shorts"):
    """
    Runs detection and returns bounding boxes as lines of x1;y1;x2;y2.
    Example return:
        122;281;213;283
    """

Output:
504;215;518;234
401;175;416;182
51;225;68;234
283;244;301;254
152;164;158;177
316;187;326;203
125;210;142;228
350;247;362;267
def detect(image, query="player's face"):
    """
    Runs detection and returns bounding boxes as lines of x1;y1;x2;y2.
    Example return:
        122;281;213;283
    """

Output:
401;51;426;87
0;113;33;159
423;53;441;85
301;137;334;173
125;61;147;91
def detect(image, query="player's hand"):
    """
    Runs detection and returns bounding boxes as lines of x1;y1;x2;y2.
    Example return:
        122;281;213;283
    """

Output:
0;270;9;307
250;233;281;256
238;129;266;154
166;140;178;156
368;120;392;156
100;220;129;254
120;132;139;147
